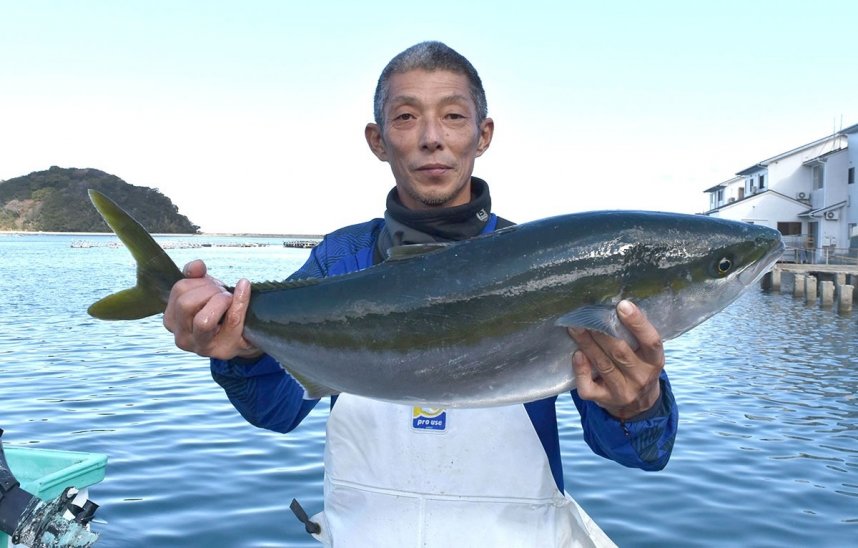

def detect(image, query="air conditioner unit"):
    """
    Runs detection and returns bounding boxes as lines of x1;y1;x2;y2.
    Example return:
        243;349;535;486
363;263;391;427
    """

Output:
796;192;808;200
824;211;837;220
750;186;757;194
728;197;736;203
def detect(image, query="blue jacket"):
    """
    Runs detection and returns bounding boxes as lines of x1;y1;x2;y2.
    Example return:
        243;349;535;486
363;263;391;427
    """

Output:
211;217;678;492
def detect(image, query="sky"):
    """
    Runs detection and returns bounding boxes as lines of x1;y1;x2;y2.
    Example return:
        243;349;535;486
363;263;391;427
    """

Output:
2;0;858;234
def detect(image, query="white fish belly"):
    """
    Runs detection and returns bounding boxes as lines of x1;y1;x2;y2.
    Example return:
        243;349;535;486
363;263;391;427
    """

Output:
246;322;578;408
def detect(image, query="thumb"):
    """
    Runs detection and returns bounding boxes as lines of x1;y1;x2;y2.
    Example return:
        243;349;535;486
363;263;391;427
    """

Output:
227;279;260;357
225;279;252;329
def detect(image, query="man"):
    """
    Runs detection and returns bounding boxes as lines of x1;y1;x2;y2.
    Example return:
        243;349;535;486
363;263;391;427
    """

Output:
164;42;677;547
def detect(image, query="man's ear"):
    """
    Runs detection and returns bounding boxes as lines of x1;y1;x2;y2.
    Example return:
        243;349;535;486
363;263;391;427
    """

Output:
475;117;494;157
365;123;387;161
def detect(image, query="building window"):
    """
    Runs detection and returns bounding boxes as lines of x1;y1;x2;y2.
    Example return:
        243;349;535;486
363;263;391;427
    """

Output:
759;174;766;189
849;167;855;185
777;222;802;236
812;164;824;190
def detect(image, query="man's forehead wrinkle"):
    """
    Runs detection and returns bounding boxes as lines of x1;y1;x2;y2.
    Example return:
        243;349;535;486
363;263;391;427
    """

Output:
388;93;472;109
389;95;420;107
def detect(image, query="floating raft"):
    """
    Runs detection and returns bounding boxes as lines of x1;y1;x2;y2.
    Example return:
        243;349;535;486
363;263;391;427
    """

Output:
283;240;319;249
72;240;271;249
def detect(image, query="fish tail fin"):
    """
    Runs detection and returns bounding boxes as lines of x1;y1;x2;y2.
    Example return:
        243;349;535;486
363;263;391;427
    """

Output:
87;189;184;320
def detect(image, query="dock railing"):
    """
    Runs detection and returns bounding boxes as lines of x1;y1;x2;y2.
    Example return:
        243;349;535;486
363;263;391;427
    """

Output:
781;245;858;266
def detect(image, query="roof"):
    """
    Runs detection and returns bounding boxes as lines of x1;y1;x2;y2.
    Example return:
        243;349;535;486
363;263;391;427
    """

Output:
798;200;848;218
736;163;766;176
703;121;855;198
801;147;846;166
839;123;858;135
753;133;845;167
702;188;809;215
703;175;742;193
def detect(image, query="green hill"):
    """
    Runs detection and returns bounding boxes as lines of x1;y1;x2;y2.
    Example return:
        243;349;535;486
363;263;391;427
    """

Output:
0;166;199;233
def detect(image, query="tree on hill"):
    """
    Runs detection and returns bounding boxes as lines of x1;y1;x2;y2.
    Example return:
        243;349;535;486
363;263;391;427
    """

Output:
0;166;199;233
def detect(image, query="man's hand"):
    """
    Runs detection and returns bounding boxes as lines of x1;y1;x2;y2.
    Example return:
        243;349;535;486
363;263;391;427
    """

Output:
568;300;663;420
163;259;260;360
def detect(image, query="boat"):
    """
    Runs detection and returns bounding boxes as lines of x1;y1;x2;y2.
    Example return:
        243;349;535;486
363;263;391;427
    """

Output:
0;436;107;547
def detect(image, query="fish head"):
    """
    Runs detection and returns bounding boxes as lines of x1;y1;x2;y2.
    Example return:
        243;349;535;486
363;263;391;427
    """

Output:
618;214;785;341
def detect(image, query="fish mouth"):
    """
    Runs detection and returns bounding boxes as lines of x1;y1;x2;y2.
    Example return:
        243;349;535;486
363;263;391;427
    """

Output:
737;236;785;287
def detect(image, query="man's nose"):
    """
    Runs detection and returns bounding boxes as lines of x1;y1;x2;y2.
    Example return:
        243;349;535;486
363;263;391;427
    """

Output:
419;118;444;150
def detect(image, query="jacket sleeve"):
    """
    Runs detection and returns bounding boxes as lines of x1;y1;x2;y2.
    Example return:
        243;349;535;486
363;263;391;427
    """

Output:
211;355;319;433
571;371;677;471
207;242;334;433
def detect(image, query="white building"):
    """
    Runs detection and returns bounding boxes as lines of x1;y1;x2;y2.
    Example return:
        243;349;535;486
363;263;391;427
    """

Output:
703;123;857;262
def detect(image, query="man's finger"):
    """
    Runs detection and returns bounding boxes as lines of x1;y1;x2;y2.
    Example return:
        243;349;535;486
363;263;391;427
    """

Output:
568;327;618;377
192;290;233;341
588;329;638;368
183;259;208;278
572;351;608;402
617;300;664;367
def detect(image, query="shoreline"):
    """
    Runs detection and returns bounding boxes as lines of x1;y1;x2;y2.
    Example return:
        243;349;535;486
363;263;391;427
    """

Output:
0;230;323;239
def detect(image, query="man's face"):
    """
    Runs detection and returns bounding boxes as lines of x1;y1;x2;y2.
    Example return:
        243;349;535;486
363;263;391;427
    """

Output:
365;69;494;210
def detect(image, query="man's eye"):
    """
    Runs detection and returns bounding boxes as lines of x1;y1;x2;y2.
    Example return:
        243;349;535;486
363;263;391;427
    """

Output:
395;113;415;121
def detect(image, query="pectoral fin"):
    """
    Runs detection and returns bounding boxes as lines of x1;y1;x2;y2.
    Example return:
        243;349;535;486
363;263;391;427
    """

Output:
555;304;639;350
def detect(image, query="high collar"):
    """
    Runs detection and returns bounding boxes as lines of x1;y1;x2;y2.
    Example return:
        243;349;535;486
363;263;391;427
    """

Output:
376;177;493;259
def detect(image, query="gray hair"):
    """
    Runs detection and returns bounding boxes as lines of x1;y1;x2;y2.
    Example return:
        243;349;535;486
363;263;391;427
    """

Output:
373;41;488;127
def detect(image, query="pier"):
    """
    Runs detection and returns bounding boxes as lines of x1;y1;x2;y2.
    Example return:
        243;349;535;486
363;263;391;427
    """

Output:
763;264;857;313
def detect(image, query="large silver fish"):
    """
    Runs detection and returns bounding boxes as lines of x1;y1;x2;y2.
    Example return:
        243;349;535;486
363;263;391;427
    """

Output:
87;190;783;408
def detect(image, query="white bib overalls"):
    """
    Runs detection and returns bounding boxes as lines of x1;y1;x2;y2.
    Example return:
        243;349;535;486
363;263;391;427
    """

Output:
308;394;615;547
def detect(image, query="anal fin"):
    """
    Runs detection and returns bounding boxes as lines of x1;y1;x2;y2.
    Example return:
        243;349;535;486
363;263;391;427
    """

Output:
281;365;339;400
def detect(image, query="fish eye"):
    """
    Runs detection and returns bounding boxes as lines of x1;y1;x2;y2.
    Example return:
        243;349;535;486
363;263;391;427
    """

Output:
716;257;733;274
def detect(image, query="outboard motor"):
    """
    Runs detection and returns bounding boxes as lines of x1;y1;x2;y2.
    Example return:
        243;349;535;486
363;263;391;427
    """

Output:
0;429;100;547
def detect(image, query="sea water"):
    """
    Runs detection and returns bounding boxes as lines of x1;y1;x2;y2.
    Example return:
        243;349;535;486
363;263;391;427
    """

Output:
1;234;856;547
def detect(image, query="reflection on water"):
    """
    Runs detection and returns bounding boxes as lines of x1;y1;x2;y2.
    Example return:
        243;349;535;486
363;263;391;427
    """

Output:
561;284;857;547
1;234;856;546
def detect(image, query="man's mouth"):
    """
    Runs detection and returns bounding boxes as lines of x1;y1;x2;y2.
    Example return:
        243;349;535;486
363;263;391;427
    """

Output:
417;164;452;177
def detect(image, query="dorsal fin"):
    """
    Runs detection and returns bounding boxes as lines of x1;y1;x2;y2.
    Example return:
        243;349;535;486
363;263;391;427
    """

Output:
386;243;452;261
250;278;321;293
